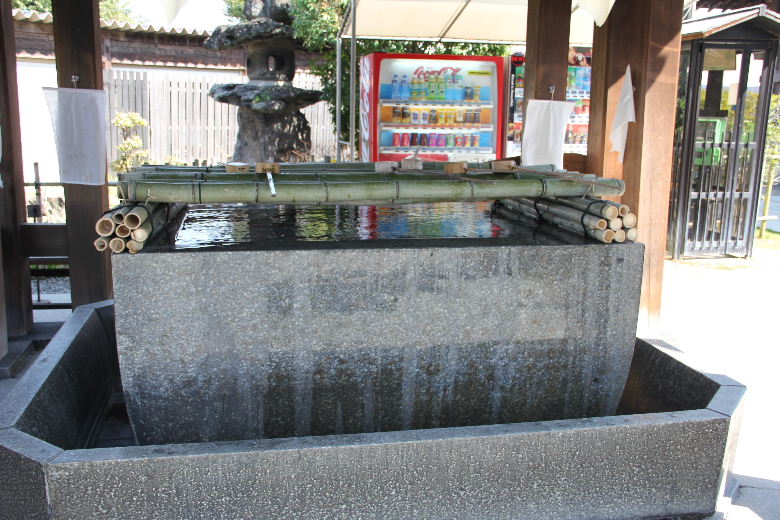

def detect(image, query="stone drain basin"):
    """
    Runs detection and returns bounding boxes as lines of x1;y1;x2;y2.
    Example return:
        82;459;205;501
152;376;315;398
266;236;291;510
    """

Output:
0;300;743;520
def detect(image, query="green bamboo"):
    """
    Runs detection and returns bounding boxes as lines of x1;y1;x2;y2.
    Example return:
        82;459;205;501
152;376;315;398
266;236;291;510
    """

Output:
118;177;625;204
503;198;607;230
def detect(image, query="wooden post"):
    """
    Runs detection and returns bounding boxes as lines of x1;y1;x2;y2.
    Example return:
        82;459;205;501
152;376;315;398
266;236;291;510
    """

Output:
587;0;683;322
524;0;572;103
52;0;113;307
0;0;34;338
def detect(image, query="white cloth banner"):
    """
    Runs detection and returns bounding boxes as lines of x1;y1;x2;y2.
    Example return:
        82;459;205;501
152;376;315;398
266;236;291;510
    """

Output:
43;87;108;185
610;65;635;164
573;0;617;26
521;100;575;170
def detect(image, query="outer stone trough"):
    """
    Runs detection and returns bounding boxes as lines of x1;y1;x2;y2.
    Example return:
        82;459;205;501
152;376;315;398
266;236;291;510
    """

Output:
0;301;744;519
0;204;745;519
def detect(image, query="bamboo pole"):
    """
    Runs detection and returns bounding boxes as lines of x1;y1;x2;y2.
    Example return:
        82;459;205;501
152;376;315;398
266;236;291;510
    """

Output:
592;197;629;216
115;224;131;238
613;229;627;243
626;227;638;241
118;178;625;204
545;197;619;219
95;214;116;237
125;204;157;229
109;237;127;253
621;212;637;229
111;206;131;224
126;239;145;254
506;203;615;243
94;237;108;251
608;218;623;231
131;220;153;242
503;198;607;230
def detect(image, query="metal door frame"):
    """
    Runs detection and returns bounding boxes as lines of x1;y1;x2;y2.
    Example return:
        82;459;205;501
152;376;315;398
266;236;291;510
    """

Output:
671;39;777;258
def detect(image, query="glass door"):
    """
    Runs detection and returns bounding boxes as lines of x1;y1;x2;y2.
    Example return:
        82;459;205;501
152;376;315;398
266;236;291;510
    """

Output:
681;43;773;257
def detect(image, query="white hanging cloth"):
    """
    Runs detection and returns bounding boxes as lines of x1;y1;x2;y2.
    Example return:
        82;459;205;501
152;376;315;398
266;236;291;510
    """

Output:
610;65;635;164
521;99;575;170
43;87;108;185
572;0;617;27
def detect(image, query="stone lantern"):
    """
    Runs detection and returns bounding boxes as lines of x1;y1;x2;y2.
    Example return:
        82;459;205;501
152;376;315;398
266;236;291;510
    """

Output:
205;7;321;162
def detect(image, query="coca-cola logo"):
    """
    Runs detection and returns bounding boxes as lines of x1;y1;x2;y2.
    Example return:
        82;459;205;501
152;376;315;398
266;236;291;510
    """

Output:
412;66;463;80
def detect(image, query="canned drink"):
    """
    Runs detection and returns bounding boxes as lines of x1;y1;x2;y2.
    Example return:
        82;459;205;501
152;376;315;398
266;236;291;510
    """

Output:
455;134;463;147
429;109;438;125
463;134;471;148
429;133;438;146
446;134;454;148
420;133;428;147
401;133;410;147
472;134;480;148
464;110;474;124
473;110;481;124
446;109;455;125
455;109;464;124
401;107;411;124
411;109;420;125
437;134;447;147
392;133;401;147
392;107;401;123
421;110;429;125
410;133;419;146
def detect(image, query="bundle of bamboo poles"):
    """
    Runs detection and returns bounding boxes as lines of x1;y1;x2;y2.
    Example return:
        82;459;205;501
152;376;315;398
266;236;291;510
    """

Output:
94;202;186;254
497;196;637;244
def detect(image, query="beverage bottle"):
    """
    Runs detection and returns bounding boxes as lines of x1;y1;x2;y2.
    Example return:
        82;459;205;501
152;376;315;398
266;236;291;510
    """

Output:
427;77;436;100
391;74;400;99
473;86;481;101
429;109;438;125
400;75;410;100
411;109;420;125
456;109;464;124
446;109;455;125
409;78;417;101
421;110;429;125
438;76;446;100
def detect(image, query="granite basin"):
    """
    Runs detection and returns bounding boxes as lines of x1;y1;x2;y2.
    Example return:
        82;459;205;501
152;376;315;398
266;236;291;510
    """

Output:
0;300;744;520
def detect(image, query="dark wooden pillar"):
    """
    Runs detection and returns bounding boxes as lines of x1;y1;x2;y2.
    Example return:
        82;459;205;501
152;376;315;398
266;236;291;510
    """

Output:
0;0;34;338
52;0;112;307
587;0;683;322
524;0;572;102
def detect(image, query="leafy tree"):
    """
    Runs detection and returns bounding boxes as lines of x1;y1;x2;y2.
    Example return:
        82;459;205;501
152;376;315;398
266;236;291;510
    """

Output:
223;0;245;20
111;112;150;173
12;0;136;23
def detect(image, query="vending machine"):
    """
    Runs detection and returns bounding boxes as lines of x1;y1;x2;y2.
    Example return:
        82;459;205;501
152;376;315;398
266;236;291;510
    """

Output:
360;53;505;162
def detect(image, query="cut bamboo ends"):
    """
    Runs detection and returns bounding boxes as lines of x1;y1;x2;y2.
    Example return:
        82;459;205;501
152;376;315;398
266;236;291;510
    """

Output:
115;224;131;238
111;206;131;224
613;229;627;243
124;205;152;229
126;239;145;254
109;237;127;253
622;212;637;228
95;216;115;237
94;237;108;251
626;227;638;241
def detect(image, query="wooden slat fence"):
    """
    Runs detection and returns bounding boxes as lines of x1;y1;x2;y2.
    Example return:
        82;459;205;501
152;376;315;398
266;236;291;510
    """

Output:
105;69;337;168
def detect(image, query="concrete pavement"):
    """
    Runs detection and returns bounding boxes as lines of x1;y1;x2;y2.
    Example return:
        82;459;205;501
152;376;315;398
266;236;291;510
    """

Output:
646;243;780;520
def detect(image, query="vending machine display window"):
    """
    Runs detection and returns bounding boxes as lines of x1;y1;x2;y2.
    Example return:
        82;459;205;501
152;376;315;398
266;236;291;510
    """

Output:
360;53;505;162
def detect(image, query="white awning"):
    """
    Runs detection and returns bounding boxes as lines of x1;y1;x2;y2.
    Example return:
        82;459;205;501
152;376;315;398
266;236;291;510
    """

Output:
341;0;601;46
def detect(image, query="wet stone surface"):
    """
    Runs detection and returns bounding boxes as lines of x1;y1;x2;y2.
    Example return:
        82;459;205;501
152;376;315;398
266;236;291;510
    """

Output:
115;203;644;445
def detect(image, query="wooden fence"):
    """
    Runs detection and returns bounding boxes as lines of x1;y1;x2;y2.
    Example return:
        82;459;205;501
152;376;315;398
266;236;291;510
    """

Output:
105;69;336;167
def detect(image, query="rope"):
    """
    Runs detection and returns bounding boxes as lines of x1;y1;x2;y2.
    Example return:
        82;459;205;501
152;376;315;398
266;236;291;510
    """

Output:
581;200;601;235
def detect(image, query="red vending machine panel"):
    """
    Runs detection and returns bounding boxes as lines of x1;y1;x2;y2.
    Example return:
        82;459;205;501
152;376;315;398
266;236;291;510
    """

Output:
360;53;505;162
